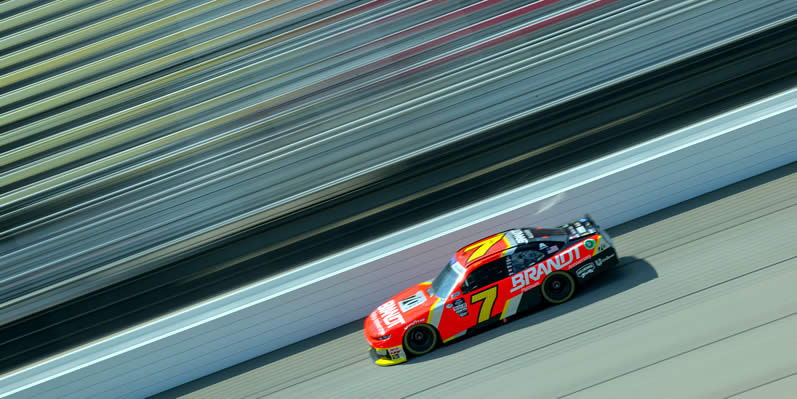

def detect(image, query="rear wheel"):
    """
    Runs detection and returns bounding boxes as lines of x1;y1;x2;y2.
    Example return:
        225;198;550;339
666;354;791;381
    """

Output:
403;324;438;356
542;271;576;304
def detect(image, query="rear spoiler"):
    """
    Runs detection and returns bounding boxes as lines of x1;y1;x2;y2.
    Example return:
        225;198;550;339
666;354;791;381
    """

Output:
559;214;599;240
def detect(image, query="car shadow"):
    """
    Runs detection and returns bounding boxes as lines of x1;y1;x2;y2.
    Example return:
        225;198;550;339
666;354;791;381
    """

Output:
408;255;657;364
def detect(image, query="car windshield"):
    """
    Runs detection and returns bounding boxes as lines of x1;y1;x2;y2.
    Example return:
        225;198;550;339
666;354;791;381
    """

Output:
429;256;464;298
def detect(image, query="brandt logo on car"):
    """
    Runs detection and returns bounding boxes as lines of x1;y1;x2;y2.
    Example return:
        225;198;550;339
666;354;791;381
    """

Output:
377;300;405;328
511;245;582;292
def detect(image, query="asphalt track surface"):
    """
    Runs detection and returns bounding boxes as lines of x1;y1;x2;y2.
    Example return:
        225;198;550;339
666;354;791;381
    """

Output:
155;162;797;399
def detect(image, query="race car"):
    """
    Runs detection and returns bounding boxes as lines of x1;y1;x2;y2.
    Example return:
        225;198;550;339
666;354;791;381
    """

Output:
364;215;618;366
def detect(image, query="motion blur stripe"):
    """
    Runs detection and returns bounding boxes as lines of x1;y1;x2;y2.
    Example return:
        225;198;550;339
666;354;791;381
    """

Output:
389;0;618;81
0;1;98;41
318;0;582;88
0;0;396;151
0;1;179;60
158;0;576;120
322;0;506;67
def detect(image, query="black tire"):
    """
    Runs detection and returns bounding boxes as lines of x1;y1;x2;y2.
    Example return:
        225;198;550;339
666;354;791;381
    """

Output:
403;324;438;356
541;271;576;304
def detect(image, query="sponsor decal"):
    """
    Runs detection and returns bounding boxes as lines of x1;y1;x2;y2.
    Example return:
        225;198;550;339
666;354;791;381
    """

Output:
370;312;385;336
509;229;528;245
451;298;469;317
505;256;514;274
584;239;596;250
446;303;453;309
388;346;403;359
539;243;548;250
377;300;405;329
576;262;595;279
546;245;559;254
510;245;582;293
594;252;616;267
398;290;427;312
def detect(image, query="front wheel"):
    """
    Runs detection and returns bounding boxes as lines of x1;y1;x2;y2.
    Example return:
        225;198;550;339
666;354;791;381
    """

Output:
541;271;576;304
403;324;438;356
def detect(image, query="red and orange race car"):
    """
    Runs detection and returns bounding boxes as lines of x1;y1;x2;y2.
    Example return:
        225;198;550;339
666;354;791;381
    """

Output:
364;215;618;365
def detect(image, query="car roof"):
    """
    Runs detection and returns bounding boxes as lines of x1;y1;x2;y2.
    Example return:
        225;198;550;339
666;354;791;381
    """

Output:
454;232;510;268
454;228;569;268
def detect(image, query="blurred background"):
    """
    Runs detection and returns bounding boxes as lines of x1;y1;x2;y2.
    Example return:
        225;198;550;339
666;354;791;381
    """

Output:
1;0;796;397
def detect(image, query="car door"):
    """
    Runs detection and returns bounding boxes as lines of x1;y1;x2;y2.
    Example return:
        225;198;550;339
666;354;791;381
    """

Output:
457;259;509;331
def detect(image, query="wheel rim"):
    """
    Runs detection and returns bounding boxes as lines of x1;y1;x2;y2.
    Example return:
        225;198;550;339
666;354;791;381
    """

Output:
543;272;574;303
405;325;436;355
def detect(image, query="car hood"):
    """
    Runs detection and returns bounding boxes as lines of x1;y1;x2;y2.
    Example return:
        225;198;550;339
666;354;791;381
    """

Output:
365;283;435;338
